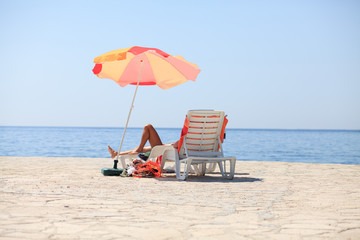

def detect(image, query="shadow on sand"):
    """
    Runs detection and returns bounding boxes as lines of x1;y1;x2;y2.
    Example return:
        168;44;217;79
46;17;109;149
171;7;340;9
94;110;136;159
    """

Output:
156;172;262;183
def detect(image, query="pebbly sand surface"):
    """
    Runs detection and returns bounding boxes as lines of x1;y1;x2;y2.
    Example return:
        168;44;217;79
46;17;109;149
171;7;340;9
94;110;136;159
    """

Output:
0;156;360;240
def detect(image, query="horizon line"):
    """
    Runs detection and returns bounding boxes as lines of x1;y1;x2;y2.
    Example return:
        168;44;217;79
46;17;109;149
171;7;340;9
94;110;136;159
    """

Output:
1;125;359;131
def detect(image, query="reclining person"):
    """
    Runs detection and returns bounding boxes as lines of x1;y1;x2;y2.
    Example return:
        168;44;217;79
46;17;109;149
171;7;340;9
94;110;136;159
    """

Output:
108;124;179;158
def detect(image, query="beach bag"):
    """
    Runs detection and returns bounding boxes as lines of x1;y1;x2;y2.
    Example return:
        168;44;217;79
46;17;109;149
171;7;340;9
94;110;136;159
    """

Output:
132;156;163;178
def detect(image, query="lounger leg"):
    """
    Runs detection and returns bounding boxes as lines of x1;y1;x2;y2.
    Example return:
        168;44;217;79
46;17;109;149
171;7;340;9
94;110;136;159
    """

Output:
176;158;193;181
229;157;236;180
199;163;206;176
217;158;236;180
205;163;217;173
120;155;132;169
218;162;224;177
222;158;236;180
175;159;183;180
192;164;200;175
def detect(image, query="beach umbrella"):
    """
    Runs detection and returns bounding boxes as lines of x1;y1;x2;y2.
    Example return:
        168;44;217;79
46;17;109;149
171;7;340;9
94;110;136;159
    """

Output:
92;46;200;169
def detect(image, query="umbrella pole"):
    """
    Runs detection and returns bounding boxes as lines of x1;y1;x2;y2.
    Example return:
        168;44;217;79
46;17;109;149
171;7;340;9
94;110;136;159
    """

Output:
113;60;144;169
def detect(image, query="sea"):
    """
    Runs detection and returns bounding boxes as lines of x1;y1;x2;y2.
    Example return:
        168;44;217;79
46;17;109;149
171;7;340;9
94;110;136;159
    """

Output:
0;126;359;165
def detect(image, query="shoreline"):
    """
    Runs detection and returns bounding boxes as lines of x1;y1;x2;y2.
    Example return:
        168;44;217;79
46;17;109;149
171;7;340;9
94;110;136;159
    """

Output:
0;156;359;166
1;156;360;239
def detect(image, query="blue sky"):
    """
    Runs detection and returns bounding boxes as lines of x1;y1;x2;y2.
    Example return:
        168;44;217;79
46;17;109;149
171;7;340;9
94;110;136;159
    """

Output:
0;0;359;129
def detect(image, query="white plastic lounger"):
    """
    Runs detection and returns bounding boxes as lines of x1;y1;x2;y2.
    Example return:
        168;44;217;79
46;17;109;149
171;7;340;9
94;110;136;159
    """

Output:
172;110;236;180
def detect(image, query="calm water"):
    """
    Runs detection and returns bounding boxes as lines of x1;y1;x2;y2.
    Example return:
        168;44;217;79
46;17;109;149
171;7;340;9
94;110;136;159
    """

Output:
0;127;359;165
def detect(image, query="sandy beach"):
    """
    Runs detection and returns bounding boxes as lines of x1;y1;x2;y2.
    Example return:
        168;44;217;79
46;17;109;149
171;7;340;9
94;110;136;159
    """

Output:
0;156;359;239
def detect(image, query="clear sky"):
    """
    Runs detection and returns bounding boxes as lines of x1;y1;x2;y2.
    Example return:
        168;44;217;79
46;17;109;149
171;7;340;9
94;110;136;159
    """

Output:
0;0;359;129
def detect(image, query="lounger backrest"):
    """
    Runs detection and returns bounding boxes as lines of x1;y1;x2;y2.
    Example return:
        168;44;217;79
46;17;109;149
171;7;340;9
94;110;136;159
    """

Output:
178;110;225;158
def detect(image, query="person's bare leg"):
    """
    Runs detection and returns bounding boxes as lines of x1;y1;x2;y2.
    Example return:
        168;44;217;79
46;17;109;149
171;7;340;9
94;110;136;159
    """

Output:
134;124;162;152
107;145;153;158
107;124;162;158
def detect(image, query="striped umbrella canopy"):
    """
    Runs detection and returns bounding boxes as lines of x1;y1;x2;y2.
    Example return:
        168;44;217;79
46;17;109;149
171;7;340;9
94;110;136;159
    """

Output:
92;46;200;90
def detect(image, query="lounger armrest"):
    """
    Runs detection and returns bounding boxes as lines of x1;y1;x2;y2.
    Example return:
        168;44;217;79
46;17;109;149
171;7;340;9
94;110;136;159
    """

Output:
148;145;177;170
119;154;137;169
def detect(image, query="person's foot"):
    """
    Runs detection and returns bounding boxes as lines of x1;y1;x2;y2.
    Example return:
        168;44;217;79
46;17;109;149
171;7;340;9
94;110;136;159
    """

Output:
135;147;143;154
108;145;118;158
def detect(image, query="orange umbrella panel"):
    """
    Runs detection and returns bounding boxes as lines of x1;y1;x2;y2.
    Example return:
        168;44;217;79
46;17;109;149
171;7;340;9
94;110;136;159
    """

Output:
92;46;200;90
